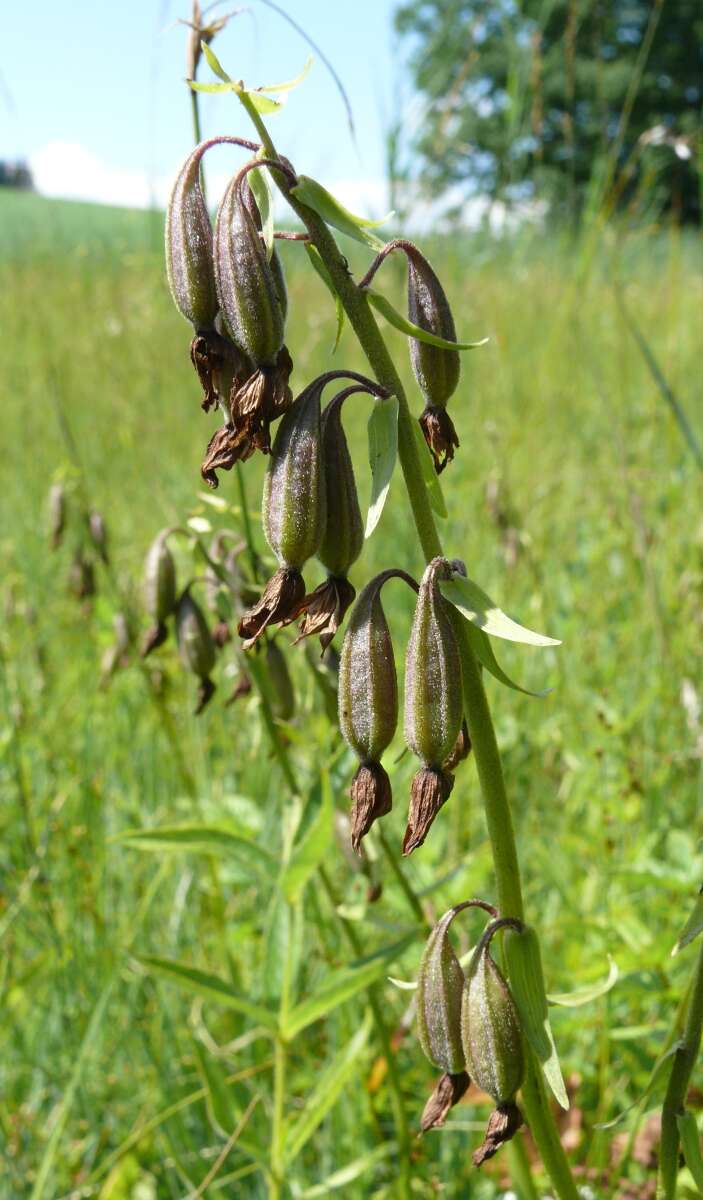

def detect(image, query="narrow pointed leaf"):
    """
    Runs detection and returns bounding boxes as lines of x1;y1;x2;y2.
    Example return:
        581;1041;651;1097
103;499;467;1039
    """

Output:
192;1038;238;1138
678;1111;703;1191
298;1143;398;1198
201;41;231;82
410;415;447;519
242;89;283;114
467;622;552;697
282;933;415;1039
291;176;388;250
672;889;703;956
548;957;618;1007
190;80;239;94
366;287;488;351
116;825;275;870
304;244;345;351
504;926;569;1110
365;396;398;538
257;56;314;93
284;1017;371;1164
281;772;333;903
136;956;278;1030
441;575;561;647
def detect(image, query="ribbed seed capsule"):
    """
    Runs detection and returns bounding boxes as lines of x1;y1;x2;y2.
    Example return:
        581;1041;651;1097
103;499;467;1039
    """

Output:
175;588;216;714
417;907;467;1076
461;918;525;1167
338;569;417;849
403;557;463;854
165;140;219;332
294;379;384;652
142;530;177;657
360;239;460;472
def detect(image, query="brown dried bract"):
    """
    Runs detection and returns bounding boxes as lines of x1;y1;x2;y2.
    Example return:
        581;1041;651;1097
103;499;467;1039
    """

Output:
419;405;460;474
201;424;255;489
472;1102;523;1167
420;1071;471;1133
292;576;356;652
444;720;472;771
350;762;393;851
229;344;294;452
194;676;216;715
402;766;454;855
237;567;305;649
190;330;245;413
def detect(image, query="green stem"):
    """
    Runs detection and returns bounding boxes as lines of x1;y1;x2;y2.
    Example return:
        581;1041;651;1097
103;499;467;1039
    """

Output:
658;941;703;1198
269;1037;286;1200
238;94;574;1199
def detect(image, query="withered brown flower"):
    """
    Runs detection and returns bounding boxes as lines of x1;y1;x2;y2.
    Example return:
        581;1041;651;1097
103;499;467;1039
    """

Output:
420;1071;471;1133
350;762;393;852
292;576;356;653
237;566;305;649
419;404;460;474
200;424;255;489
402;766;455;855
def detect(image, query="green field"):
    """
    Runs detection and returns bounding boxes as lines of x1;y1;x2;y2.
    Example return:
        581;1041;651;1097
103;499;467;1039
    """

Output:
2;185;703;1198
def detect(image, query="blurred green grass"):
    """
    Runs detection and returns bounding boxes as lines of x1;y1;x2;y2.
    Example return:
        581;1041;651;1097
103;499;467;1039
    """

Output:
1;187;703;1197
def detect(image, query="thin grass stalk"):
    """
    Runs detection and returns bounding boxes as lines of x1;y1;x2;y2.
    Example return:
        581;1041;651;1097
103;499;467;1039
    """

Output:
658;941;703;1198
238;93;577;1199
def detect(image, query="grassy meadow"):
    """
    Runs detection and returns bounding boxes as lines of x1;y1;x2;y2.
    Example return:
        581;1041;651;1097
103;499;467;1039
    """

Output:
1;183;703;1198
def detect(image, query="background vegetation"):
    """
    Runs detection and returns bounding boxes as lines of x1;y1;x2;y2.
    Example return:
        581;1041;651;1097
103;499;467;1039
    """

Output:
1;171;702;1197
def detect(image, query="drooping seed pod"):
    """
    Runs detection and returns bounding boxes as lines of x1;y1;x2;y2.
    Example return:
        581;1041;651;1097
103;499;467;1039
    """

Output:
403;557;463;855
214;158;297;453
175;587;216;714
294;379;385;651
48;482;66;550
68;551;96;601
142;529;177;657
99;612;130;689
461;918;525;1167
360;240;460;473
87;509;109;564
265;639;295;722
338;568;418;850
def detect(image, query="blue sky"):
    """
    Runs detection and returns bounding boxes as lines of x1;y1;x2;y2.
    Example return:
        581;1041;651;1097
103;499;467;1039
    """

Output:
1;0;404;212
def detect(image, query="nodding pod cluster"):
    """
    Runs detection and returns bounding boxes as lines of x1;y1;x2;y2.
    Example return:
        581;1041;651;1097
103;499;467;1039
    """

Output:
416;900;526;1167
47;481;110;605
160;137;475;850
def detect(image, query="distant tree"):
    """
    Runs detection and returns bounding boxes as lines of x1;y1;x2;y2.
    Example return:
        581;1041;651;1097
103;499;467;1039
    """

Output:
394;0;703;223
0;160;34;191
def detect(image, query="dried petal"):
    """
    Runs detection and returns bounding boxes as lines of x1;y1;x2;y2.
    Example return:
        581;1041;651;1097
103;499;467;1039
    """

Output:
190;328;251;414
293;576;356;651
201;423;255;489
419;405;460;474
420;1071;471;1133
350;762;393;851
141;621;169;659
229;344;293;452
237;567;305;649
444;720;471;772
403;766;454;855
472;1102;523;1167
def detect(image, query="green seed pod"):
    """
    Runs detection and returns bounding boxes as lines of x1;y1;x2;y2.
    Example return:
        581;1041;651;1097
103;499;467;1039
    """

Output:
417;907;467;1075
165;140;219;332
319;387;364;578
265;639;295;722
88;509;109;564
406;247;460;409
404;557;463;768
339;571;400;764
461;922;525;1107
242;178;288;322
213;163;285;367
176;587;216;713
142;529;177;656
263;381;326;571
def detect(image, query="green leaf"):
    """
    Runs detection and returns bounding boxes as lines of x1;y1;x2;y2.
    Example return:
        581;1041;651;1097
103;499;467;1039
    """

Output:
281;772;333;903
116;825;275;871
192;1038;237;1138
548;956;618;1007
190;80;239;94
366;287;488;351
257;56;314;93
136;956;278;1031
297;1143;399;1198
284;1016;372;1164
249;157;274;260
410;415;447;519
504;925;569;1110
304;244;345;352
242;90;283;114
282;933;415;1039
672;889;703;956
467;622;552;697
441;575;561;647
678;1111;703;1191
365;396;398;538
595;1040;683;1129
291;176;389;251
201;41;231;82
262;890;301;1006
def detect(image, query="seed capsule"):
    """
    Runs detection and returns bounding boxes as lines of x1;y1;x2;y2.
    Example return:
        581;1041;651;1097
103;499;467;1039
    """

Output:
48;482;66;550
165;140;219;333
175;587;216;714
403;557;463;854
263;378;326;569
142;529;177;657
338;568;417;849
87;509;109;564
417;907;467;1076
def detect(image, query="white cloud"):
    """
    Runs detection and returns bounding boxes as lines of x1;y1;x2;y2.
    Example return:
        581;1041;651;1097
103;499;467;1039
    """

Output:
29;140;169;208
